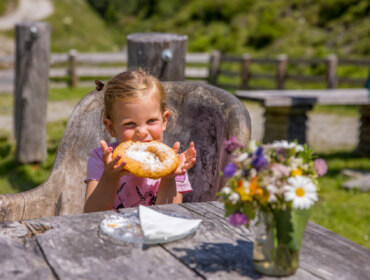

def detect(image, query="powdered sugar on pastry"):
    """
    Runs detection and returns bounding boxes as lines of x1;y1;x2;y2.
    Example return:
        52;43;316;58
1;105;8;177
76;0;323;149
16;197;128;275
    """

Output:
112;140;179;179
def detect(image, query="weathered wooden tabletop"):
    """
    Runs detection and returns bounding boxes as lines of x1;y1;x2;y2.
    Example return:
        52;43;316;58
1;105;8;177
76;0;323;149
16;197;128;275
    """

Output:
0;201;369;279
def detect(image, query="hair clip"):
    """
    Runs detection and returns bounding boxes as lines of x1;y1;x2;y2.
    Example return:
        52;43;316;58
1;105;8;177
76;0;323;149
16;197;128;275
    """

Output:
95;80;105;91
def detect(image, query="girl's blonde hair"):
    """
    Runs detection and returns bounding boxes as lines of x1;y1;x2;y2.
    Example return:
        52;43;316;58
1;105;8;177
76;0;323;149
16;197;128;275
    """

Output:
103;68;168;120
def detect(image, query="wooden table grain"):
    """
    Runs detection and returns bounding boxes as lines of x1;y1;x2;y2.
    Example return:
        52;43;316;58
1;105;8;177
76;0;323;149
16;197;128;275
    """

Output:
0;202;369;279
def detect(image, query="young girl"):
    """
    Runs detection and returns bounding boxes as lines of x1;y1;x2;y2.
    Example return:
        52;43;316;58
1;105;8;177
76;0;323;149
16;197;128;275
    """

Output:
84;69;196;213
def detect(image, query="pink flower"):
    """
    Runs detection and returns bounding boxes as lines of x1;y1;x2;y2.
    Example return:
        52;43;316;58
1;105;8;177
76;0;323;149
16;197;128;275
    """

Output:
314;158;328;177
228;212;248;226
271;163;290;178
224;136;244;154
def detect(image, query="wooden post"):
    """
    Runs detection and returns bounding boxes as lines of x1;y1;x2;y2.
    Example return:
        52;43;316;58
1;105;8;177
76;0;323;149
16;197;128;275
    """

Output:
276;54;288;90
357;105;370;156
14;22;50;163
68;49;78;88
325;54;338;89
209;50;221;85
263;105;312;144
241;53;251;90
127;33;187;81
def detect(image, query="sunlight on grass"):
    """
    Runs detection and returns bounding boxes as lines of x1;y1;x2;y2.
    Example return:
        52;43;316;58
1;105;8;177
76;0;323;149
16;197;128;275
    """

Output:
0;120;67;194
311;151;370;249
0;94;13;115
49;87;93;102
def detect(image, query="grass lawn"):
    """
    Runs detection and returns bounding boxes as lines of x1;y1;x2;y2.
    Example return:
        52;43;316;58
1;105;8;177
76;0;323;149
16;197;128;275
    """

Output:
0;120;66;194
312;152;370;249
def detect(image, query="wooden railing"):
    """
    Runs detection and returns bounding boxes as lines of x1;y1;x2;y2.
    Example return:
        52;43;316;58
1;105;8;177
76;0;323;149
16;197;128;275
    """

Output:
0;50;369;92
0;51;211;91
209;51;370;90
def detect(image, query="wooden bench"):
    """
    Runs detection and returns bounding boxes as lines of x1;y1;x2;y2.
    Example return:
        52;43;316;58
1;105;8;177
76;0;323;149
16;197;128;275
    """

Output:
236;88;370;155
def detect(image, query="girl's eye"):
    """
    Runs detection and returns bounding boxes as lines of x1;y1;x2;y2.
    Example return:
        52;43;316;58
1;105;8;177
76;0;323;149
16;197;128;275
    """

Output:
123;122;135;127
148;119;158;124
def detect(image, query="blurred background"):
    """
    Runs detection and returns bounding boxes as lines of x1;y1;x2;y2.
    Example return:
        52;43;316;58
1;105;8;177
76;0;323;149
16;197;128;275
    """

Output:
0;0;369;91
1;0;369;56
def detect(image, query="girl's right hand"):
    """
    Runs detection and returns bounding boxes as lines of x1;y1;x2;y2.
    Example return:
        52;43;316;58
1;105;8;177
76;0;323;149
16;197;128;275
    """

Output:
100;140;130;179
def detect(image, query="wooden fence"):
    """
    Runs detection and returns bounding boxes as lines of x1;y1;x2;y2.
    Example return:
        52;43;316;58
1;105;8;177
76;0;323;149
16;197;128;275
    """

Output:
0;50;369;92
209;51;370;90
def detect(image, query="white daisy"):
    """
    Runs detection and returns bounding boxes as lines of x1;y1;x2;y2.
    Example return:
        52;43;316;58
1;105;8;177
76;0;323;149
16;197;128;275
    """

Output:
290;156;303;170
250;168;257;178
267;184;278;202
272;140;304;152
236;152;249;162
234;169;243;176
221;186;232;195
228;193;240;204
248;140;258;152
284;176;318;209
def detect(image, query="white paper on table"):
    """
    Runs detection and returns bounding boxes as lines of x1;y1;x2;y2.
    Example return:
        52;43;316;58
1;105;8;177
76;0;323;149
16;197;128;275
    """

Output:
139;205;202;241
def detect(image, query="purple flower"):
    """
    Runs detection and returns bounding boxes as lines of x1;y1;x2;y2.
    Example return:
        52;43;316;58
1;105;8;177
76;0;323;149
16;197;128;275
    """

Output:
228;212;248;226
314;158;328;177
223;162;238;177
224;136;244;154
252;146;268;171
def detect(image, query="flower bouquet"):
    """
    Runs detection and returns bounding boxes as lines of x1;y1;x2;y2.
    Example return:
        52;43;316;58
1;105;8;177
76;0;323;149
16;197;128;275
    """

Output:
218;138;327;276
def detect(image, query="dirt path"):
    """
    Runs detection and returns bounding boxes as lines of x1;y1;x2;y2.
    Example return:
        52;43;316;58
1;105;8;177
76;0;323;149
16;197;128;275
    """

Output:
0;100;77;135
0;101;359;152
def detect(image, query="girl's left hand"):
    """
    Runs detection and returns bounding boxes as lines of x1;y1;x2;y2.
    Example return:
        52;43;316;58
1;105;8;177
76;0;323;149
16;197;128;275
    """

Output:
165;141;196;178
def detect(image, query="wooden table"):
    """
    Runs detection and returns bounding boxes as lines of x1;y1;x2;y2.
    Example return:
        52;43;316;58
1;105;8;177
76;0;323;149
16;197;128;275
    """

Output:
0;202;369;279
236;88;370;155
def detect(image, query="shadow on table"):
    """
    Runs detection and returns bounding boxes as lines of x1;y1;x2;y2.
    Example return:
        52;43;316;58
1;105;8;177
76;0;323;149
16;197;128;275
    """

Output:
172;240;262;279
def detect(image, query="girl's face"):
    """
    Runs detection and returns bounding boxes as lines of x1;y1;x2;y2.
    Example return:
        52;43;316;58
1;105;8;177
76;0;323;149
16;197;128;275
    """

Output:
104;95;169;143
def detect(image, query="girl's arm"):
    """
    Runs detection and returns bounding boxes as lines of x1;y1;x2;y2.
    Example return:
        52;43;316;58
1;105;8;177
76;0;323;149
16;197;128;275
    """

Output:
155;177;183;205
84;175;120;213
84;140;128;213
155;142;196;205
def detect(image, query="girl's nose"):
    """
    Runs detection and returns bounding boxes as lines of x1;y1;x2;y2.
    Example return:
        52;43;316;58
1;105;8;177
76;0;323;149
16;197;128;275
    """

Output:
136;126;148;138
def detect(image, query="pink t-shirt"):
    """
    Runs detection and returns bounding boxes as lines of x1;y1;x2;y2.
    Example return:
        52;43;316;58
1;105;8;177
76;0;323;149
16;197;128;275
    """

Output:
85;142;192;210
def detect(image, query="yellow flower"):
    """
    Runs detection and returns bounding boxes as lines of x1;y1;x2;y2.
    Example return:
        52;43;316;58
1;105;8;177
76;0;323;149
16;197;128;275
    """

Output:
257;188;270;204
291;168;302;177
237;180;252;201
248;177;269;204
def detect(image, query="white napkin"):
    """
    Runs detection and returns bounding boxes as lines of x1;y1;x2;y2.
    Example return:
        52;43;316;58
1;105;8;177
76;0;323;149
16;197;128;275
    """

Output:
139;205;202;241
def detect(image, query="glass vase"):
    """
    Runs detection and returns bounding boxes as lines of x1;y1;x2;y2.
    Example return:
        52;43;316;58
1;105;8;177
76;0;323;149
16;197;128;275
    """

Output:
252;207;310;276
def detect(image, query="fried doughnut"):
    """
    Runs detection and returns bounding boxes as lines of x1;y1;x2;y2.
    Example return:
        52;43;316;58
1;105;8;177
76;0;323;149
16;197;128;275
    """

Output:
112;140;179;179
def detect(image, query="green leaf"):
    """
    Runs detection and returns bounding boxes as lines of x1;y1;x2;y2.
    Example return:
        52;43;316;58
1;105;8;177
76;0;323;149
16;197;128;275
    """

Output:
273;208;310;251
274;209;294;245
290;208;311;250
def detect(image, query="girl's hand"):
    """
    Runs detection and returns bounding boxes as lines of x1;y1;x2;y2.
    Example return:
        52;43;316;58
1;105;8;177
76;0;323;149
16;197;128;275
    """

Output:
100;140;130;179
165;141;196;178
